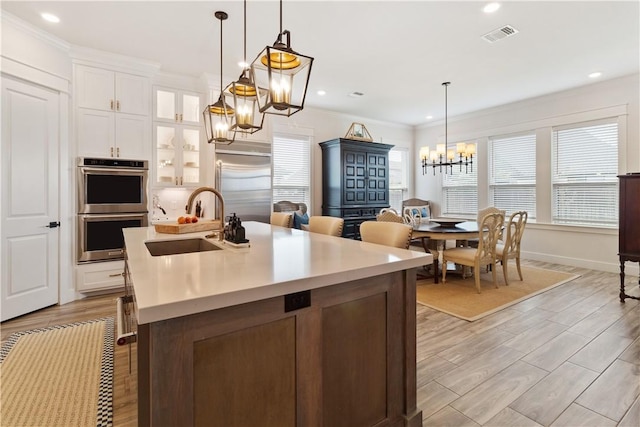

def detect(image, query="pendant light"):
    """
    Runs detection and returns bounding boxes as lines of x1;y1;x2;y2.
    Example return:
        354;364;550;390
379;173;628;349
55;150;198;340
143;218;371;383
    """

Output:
250;0;314;117
420;82;475;175
203;11;236;145
225;0;264;135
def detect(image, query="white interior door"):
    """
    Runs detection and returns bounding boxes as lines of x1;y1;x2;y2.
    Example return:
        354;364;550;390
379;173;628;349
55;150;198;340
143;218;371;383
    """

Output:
1;76;60;322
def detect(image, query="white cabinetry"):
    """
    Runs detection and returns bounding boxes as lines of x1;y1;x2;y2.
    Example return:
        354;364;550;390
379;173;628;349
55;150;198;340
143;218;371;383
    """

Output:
153;86;205;187
76;261;125;292
75;64;151;159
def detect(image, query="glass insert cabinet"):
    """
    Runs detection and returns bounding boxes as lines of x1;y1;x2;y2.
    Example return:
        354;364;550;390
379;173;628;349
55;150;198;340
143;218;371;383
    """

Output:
153;87;205;187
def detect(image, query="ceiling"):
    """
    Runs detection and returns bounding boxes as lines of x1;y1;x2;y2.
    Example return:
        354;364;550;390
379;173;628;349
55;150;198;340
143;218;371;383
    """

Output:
3;1;639;126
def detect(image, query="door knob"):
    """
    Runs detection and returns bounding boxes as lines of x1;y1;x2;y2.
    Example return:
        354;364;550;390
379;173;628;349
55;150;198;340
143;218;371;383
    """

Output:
45;221;61;228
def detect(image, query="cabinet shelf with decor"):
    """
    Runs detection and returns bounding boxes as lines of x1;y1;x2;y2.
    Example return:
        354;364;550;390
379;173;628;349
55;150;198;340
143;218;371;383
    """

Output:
152;86;205;188
320;138;394;239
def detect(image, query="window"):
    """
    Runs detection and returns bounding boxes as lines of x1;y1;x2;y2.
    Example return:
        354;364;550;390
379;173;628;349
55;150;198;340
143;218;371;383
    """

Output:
272;133;311;207
442;145;478;217
489;132;536;219
389;148;408;212
552;119;618;226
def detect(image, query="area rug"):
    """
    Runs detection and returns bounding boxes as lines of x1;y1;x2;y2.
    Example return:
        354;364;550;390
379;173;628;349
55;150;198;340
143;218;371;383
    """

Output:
0;317;114;426
416;266;579;321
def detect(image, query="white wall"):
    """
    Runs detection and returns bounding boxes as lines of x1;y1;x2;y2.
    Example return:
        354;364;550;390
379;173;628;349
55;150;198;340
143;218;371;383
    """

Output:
414;73;640;273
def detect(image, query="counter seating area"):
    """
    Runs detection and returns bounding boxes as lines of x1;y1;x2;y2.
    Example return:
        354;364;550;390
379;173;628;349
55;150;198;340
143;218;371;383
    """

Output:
273;200;308;229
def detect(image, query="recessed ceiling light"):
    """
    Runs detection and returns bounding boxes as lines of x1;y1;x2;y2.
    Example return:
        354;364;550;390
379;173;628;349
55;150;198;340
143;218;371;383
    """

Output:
588;72;602;79
317;90;326;96
483;3;501;14
41;13;60;23
426;115;433;120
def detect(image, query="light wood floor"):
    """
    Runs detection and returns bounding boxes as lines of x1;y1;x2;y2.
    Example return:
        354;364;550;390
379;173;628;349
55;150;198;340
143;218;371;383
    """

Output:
1;260;639;426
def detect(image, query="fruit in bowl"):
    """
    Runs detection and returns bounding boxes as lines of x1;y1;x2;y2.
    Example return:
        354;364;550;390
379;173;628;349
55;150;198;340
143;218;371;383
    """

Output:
176;216;198;224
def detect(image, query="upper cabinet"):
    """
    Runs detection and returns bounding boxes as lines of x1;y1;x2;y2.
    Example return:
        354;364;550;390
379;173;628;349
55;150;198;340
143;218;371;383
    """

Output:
76;65;149;115
75;64;151;160
154;87;202;126
152;86;205;187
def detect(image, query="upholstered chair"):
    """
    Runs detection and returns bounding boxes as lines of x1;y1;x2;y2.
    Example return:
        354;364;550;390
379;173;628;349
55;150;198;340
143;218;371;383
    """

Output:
273;200;308;229
308;216;344;237
359;221;413;250
269;212;293;228
442;212;504;293
376;209;405;223
495;211;528;285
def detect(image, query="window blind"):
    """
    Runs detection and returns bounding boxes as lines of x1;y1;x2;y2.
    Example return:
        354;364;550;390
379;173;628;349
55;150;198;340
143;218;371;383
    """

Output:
389;149;408;212
442;152;478;216
490;132;536;218
552;119;618;226
272;134;311;207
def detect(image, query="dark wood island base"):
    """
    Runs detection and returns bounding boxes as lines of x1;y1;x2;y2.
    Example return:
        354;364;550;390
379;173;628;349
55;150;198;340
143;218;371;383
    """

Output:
137;269;422;427
618;173;640;303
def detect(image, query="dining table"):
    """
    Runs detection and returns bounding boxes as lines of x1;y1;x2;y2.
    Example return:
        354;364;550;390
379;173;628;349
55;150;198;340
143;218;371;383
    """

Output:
412;220;480;283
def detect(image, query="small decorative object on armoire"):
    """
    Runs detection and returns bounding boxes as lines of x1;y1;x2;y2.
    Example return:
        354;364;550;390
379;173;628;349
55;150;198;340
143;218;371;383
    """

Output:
618;173;640;302
344;122;373;142
319;138;393;239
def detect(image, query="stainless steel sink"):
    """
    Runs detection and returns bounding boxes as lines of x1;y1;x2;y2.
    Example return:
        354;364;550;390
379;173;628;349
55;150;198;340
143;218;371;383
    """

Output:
145;238;222;256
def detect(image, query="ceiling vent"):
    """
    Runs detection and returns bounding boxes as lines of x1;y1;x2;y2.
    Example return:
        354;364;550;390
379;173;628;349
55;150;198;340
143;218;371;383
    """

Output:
481;25;519;43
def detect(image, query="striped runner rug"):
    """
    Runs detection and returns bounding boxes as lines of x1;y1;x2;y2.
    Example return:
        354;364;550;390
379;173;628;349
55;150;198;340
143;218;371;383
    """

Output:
0;317;114;426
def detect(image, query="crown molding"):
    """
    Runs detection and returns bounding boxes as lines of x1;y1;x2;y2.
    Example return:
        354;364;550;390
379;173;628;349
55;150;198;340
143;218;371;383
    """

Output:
1;10;70;52
70;45;160;77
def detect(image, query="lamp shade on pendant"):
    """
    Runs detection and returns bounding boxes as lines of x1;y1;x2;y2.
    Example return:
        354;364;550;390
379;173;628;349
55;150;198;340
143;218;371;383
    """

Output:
203;94;236;145
225;71;264;135
250;31;313;117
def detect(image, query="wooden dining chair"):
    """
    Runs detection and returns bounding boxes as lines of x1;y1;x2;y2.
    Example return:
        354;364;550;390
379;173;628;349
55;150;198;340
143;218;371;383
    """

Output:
442;212;504;293
359;221;413;249
495;211;528;285
269;212;293;228
376;209;405;223
308;216;344;237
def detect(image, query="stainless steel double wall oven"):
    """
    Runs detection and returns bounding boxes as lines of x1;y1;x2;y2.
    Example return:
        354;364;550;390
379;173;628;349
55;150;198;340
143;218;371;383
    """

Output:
77;158;148;262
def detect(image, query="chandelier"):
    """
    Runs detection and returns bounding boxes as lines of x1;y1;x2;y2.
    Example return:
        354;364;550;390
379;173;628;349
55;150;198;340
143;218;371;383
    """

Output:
225;0;264;135
203;11;236;145
250;0;314;117
420;82;475;175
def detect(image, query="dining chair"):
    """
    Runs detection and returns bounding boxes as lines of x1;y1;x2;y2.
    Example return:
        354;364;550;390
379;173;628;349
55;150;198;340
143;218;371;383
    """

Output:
307;216;344;237
442;212;504;293
468;206;506;248
376;209;405;223
495;211;528;285
359;221;413;249
269;212;293;228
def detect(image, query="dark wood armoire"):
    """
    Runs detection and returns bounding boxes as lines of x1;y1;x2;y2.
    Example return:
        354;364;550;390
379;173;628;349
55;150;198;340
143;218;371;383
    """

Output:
319;138;393;239
618;173;640;302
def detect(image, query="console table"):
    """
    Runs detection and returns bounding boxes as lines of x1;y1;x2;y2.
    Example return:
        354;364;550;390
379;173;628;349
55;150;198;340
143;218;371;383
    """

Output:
619;173;640;302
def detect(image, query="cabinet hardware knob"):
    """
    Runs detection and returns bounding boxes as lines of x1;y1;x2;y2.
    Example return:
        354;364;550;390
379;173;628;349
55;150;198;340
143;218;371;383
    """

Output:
109;273;122;277
175;113;178;122
116;100;120;111
110;100;114;110
179;113;183;122
110;147;114;157
175;177;178;185
45;221;61;228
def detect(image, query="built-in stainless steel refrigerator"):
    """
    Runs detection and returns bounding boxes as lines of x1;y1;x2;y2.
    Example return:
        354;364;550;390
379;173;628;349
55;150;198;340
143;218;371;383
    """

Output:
215;140;272;224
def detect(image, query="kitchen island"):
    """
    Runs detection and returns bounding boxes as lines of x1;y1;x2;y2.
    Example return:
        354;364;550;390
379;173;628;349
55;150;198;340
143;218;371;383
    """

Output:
123;221;432;427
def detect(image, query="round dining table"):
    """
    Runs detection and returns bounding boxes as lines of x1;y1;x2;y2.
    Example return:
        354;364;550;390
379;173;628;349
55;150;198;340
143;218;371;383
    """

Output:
411;220;479;283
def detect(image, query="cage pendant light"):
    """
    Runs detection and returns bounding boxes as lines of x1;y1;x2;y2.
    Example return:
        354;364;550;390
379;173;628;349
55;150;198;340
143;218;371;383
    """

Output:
203;11;236;145
225;0;264;135
250;0;314;117
420;82;475;175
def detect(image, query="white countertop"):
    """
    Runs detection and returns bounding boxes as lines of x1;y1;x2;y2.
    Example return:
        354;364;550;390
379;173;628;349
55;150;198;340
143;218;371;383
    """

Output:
123;221;432;324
